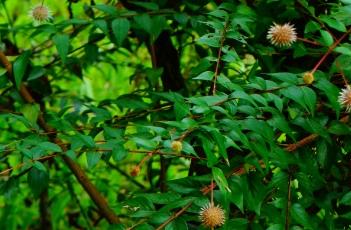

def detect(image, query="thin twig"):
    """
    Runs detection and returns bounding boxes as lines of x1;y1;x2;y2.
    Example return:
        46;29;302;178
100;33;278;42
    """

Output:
311;27;351;74
296;37;320;46
212;21;229;95
284;115;349;152
156;200;194;230
285;174;292;230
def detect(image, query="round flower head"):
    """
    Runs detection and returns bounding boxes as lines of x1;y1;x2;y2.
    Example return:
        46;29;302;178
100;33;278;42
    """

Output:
29;4;52;24
338;85;351;112
267;23;297;47
199;203;225;228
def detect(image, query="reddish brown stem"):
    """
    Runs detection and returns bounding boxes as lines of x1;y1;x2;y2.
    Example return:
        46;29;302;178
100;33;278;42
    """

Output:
156;200;194;230
212;22;229;95
311;27;351;74
296;37;320;46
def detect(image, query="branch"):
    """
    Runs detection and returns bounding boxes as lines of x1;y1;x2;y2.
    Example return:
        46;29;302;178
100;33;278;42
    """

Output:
311;27;351;74
211;21;229;95
285;174;292;230
156;200;194;230
284;115;349;152
0;51;120;224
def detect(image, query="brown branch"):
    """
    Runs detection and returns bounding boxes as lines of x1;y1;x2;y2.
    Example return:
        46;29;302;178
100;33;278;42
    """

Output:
311;27;351;74
284;133;319;152
156;200;194;230
212;22;229;95
0;154;57;176
296;37;320;46
285;174;292;230
0;51;120;224
39;189;52;230
285;115;349;152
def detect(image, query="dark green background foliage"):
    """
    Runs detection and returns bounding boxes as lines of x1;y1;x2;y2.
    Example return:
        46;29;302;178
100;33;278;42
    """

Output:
1;0;351;229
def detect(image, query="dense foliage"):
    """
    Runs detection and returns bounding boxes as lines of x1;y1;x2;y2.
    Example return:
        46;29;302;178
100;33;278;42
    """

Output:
1;0;351;229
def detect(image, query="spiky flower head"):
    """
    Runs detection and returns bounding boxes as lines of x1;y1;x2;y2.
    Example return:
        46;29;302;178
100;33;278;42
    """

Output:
171;140;183;152
267;23;297;47
199;203;225;229
338;85;351;112
29;4;52;24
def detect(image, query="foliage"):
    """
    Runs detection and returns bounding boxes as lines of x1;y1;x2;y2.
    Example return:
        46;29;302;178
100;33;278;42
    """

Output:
1;0;351;229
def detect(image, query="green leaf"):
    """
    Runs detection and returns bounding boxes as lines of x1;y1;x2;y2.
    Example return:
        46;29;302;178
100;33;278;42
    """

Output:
33;161;47;172
28;167;49;197
38;141;62;152
131;1;159;10
150;16;167;40
210;130;229;163
112;143;128;161
340;191;351;205
134;14;152;34
291;203;313;229
229;176;244;212
165;218;187;230
28;66;46;81
328;121;351;135
86;151;100;168
198;33;221;47
226;218;248;229
20;103;40;126
13;51;31;89
77;134;96;148
132;137;158;149
94;19;108;34
199;135;218;166
314;77;340;116
243;118;274;141
53;34;70;63
281;86;307;112
320;16;346;32
212;167;231;193
301;86;317;115
93;4;117;15
320;30;334;46
334;45;351;55
267;72;298;84
112;18;130;46
193;71;213;81
267;224;284;230
305;21;321;33
65;150;77;160
174;100;190;120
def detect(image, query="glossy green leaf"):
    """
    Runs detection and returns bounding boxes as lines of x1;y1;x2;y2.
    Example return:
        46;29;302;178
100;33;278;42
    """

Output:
320;30;334;46
28;167;49;197
53;34;70;63
291;203;313;229
340;191;351;205
86;151;101;168
38;141;62;152
13;51;31;89
20;103;40;126
112;18;130;46
212;167;231;193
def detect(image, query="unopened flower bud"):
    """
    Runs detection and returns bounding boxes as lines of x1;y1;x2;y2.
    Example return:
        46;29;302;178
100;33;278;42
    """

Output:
303;72;314;85
130;166;140;177
171;140;182;152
